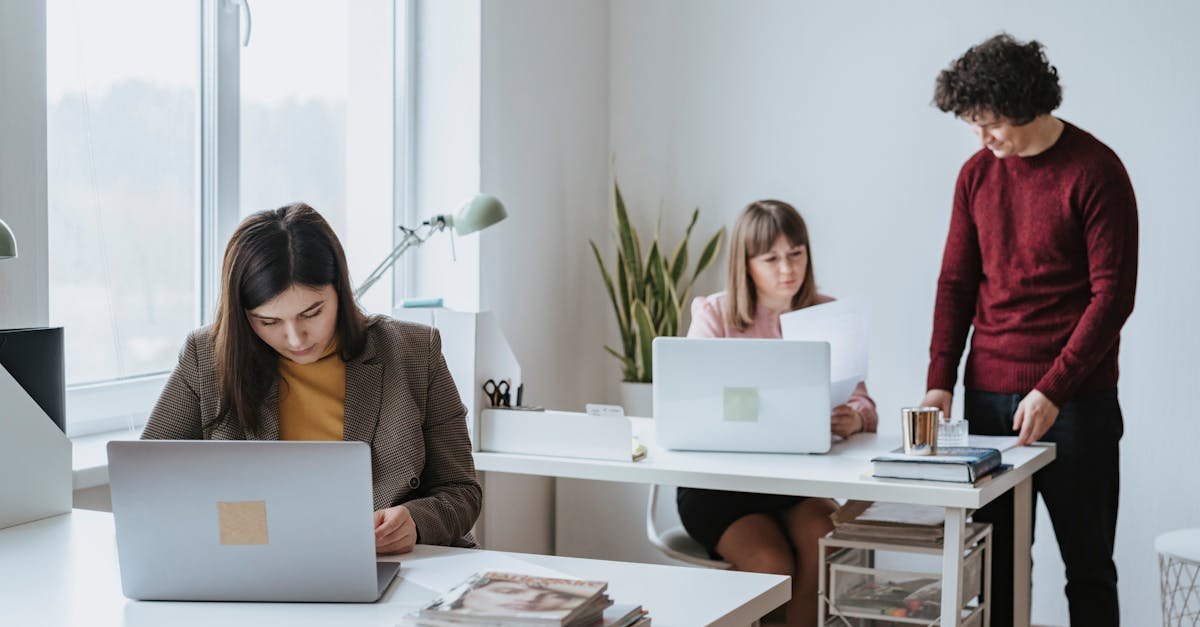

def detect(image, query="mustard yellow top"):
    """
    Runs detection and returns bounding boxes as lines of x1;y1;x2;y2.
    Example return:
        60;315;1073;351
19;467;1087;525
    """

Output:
278;340;345;441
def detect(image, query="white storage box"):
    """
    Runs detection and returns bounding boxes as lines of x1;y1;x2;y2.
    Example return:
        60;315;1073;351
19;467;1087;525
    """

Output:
480;409;636;462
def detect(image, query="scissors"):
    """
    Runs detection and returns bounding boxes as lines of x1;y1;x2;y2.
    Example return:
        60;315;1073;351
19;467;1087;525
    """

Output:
482;379;511;407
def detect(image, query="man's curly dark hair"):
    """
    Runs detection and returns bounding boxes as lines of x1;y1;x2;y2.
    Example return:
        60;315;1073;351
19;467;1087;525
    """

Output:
933;34;1062;125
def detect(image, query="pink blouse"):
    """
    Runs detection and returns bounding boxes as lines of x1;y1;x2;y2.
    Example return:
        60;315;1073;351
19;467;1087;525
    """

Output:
687;292;879;433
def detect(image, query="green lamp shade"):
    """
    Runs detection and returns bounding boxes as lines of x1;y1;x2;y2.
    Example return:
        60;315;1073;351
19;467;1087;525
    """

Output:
0;218;17;259
449;194;507;236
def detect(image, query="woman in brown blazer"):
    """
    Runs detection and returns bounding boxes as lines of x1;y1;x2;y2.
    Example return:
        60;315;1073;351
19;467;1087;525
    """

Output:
142;203;481;554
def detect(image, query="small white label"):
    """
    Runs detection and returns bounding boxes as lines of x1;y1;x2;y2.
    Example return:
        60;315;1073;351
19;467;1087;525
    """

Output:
585;403;626;417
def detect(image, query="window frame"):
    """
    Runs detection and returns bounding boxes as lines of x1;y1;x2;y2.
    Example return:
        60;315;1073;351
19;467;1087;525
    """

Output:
63;0;414;438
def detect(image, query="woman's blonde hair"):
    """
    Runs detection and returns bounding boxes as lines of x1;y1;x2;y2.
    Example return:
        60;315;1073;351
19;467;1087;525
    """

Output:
725;200;817;331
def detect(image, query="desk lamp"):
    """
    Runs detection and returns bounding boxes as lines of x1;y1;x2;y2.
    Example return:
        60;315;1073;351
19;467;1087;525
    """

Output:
354;194;507;301
0;218;16;259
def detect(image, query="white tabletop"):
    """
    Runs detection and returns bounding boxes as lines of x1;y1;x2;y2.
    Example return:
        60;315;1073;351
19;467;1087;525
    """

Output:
0;510;788;627
1155;528;1200;563
474;418;1056;509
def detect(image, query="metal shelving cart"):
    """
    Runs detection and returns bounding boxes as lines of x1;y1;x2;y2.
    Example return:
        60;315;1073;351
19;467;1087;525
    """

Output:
819;522;992;627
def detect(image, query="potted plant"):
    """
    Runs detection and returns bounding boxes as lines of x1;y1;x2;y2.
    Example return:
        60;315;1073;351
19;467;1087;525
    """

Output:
590;181;725;415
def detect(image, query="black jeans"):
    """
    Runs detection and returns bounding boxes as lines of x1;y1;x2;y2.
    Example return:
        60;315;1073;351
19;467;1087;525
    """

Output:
966;388;1122;627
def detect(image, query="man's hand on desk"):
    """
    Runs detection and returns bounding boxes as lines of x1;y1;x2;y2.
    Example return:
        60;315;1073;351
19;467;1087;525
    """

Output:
830;404;865;438
922;389;953;420
375;505;417;554
1013;389;1059;446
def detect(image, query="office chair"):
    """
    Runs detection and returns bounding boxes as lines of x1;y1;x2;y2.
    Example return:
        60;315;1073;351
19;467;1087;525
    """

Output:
644;484;732;569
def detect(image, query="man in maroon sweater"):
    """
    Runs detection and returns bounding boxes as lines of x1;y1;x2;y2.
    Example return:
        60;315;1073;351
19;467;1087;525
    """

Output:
923;34;1137;626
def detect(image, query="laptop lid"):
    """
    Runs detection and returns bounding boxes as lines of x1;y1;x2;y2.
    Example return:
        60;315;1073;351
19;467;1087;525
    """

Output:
652;337;831;454
107;440;394;602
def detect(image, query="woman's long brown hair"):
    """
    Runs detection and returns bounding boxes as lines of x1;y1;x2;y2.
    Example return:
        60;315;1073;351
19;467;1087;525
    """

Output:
725;200;818;332
211;203;366;437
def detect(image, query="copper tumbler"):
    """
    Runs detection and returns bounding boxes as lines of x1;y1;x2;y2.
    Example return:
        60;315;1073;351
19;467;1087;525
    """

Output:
901;406;941;456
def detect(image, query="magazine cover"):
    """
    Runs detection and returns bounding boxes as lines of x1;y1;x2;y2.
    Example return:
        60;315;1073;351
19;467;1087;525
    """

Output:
419;571;609;624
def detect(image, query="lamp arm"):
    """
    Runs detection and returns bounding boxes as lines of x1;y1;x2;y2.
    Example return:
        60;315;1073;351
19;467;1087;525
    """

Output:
353;217;451;302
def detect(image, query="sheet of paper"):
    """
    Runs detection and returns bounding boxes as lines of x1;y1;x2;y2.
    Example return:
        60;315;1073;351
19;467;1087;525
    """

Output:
853;501;947;526
968;434;1021;451
780;298;868;405
830;378;858;407
400;552;573;593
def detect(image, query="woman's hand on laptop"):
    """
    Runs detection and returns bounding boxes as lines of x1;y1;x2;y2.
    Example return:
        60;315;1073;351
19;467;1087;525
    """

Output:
830;404;865;438
374;505;417;554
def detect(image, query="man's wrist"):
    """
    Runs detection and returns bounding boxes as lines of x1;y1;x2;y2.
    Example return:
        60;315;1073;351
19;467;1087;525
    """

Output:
1030;387;1060;409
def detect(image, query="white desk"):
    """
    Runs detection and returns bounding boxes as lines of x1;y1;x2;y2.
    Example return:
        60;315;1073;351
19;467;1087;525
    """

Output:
475;418;1056;627
0;510;787;627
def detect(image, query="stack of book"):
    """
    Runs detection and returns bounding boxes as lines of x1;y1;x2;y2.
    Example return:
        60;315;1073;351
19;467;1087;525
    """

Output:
830;500;949;543
401;571;650;627
870;446;1003;483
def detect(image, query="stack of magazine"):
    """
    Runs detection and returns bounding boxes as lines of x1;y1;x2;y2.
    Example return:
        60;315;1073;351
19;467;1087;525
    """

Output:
831;501;949;543
401;571;650;626
830;500;990;546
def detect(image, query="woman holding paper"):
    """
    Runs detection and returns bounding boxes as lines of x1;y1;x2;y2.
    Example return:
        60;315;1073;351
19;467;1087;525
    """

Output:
141;203;481;554
679;199;877;627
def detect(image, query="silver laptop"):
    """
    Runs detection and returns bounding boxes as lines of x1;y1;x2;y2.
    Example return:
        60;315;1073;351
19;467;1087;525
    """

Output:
107;440;401;602
653;337;831;454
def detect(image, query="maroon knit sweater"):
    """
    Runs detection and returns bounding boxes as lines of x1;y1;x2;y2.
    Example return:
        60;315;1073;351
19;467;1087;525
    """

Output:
927;121;1138;406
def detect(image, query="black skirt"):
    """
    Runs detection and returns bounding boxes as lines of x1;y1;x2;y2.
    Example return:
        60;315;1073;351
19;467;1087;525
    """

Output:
676;486;808;559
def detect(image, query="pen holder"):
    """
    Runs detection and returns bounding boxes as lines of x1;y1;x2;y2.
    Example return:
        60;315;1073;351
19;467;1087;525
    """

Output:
901;407;940;456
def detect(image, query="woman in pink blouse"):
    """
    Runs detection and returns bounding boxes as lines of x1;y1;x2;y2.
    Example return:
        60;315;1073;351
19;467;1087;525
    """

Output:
678;199;877;627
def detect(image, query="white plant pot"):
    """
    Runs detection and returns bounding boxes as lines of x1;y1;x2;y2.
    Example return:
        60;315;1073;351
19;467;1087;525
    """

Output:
619;381;653;418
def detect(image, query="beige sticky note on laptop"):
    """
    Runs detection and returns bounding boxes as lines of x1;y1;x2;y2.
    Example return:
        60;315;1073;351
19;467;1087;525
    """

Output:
217;500;269;545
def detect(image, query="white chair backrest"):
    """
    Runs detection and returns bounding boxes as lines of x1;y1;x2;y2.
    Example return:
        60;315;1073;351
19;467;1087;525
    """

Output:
644;484;732;569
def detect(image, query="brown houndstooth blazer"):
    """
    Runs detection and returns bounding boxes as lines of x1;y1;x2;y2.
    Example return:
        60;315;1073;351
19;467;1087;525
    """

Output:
142;315;481;548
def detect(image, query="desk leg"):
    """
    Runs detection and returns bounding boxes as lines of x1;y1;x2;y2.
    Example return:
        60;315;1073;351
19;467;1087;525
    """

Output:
940;507;966;627
1013;476;1032;627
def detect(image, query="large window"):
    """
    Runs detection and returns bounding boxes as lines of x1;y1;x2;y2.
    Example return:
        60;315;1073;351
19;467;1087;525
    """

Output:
239;0;397;315
47;0;408;436
46;0;201;388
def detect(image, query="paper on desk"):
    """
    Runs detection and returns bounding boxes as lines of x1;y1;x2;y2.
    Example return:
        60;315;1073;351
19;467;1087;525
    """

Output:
968;434;1021;451
401;552;573;593
780;298;868;405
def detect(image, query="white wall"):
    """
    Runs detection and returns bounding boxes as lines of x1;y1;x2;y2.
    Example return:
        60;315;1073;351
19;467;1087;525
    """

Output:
0;0;48;328
473;0;612;553
479;0;610;414
610;0;1200;623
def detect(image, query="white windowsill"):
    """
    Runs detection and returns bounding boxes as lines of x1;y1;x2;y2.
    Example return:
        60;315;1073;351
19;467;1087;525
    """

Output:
65;374;163;490
72;427;143;491
66;373;166;439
